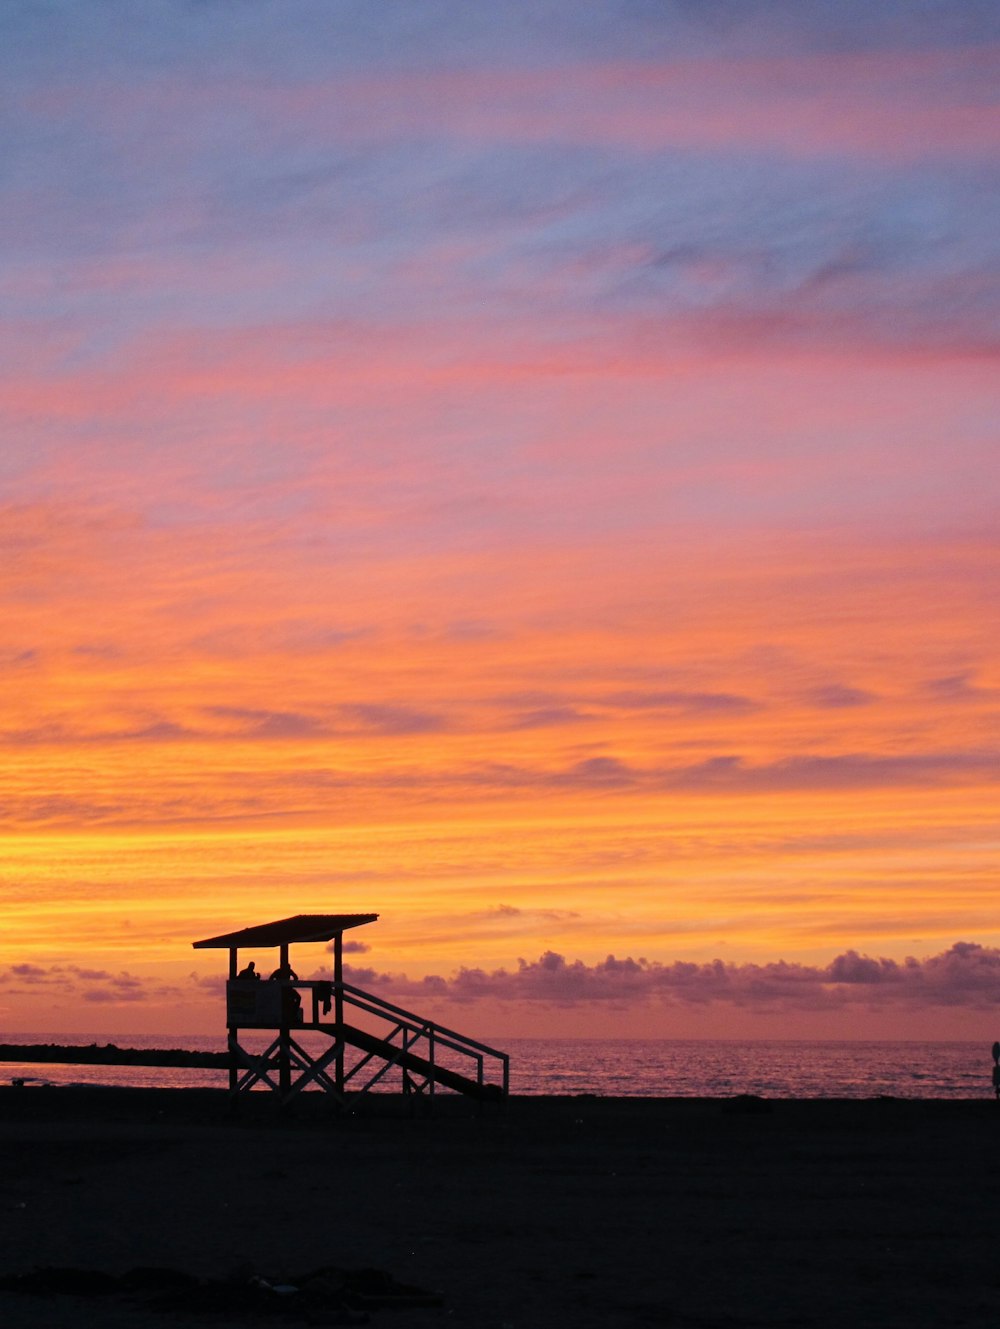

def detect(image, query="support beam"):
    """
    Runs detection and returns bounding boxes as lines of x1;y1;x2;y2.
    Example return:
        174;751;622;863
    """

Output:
278;942;291;1097
334;933;344;1095
228;947;238;1093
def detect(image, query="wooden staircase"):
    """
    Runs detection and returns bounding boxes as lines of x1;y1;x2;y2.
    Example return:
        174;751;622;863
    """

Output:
339;1022;504;1102
228;979;509;1107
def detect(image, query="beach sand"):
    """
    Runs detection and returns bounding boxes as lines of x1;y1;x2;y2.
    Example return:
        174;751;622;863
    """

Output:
2;1088;1000;1328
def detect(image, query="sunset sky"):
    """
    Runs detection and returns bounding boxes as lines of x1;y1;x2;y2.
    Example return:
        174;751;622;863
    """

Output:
2;1;998;1042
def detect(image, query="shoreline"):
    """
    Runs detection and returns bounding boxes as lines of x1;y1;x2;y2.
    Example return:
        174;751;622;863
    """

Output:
3;1081;999;1111
2;1083;999;1129
13;1083;1000;1144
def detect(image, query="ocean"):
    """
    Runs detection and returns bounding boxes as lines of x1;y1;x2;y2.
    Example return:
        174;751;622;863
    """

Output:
2;1033;994;1099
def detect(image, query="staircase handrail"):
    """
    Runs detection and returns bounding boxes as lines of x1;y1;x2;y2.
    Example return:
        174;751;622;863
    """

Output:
337;979;508;1063
286;977;506;1064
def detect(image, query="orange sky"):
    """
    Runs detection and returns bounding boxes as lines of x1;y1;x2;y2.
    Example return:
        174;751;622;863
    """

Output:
1;4;998;1041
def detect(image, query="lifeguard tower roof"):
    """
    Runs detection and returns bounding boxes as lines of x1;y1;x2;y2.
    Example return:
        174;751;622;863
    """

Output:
192;913;378;950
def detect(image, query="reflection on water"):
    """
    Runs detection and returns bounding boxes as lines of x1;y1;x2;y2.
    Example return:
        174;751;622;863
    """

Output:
505;1038;990;1099
1;1033;992;1098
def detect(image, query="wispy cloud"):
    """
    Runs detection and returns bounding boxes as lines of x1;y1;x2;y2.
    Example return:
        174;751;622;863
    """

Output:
604;690;759;714
925;672;998;703
805;685;878;709
9;940;1000;1018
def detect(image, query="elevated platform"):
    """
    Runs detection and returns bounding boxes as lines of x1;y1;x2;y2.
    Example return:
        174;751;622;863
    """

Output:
193;913;509;1108
224;978;507;1104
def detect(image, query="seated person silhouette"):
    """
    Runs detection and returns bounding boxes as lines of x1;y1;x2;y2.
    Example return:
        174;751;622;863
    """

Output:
237;961;259;980
269;962;302;1023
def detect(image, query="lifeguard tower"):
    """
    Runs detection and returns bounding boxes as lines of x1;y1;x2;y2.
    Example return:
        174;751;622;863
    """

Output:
192;913;508;1107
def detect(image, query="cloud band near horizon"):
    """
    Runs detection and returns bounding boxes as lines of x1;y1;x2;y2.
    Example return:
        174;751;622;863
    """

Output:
5;941;1000;1016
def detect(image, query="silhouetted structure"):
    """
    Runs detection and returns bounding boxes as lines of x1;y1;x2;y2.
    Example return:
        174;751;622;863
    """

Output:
192;914;508;1107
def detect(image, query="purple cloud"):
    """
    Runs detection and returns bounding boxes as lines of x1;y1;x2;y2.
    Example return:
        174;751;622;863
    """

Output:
8;963;48;982
477;904;579;922
324;939;370;955
0;963;180;1004
555;757;635;788
926;673;996;703
806;685;878;709
357;942;1000;1013
338;704;447;736
0;701;448;749
605;690;758;714
660;751;1000;793
207;706;326;739
466;750;1000;795
510;706;593;729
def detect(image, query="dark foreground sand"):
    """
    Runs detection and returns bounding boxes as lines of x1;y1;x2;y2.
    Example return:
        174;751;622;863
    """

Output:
2;1088;1000;1328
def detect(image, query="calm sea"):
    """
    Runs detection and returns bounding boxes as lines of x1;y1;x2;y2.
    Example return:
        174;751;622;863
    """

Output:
1;1033;994;1099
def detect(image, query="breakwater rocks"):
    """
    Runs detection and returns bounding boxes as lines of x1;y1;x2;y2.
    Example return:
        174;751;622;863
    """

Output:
0;1042;228;1068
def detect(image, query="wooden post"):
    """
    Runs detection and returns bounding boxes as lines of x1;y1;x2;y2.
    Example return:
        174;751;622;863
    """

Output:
334;932;344;1096
278;942;291;1098
228;948;238;1094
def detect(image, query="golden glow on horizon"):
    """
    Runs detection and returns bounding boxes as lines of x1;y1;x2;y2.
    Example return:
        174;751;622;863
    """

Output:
3;780;996;960
4;506;996;1033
